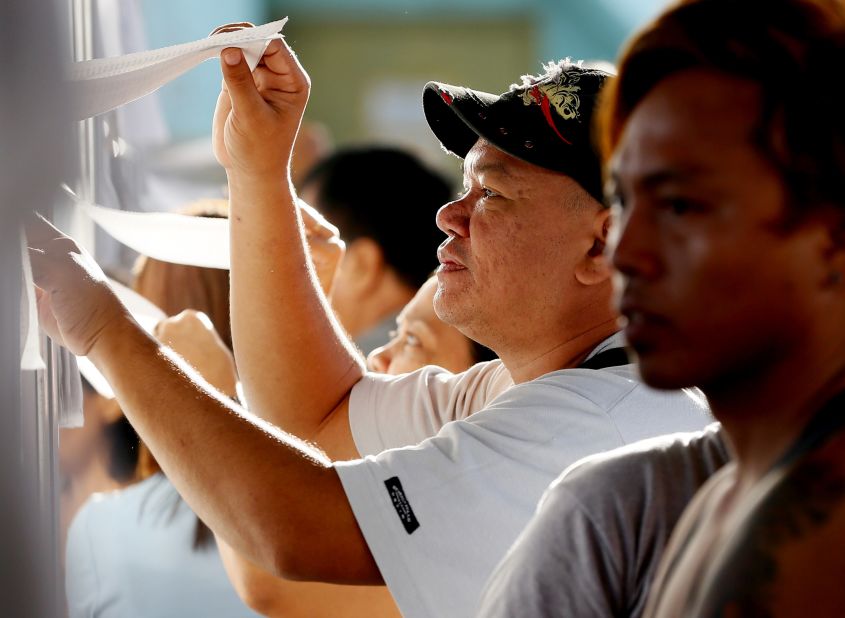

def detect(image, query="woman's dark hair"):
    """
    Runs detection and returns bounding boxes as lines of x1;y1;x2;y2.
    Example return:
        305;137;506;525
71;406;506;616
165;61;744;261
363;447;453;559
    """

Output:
599;0;845;222
79;377;139;482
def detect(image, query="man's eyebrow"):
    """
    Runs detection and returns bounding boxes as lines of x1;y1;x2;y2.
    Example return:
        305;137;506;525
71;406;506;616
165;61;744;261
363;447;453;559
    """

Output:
621;166;710;191
462;160;512;180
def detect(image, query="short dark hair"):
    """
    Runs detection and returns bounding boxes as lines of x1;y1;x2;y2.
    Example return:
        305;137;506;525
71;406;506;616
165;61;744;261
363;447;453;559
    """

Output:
599;0;845;219
301;147;454;289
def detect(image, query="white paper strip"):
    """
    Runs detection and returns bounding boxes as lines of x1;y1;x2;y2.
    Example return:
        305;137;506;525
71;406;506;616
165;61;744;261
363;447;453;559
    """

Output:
108;277;167;334
20;233;45;371
59;347;84;428
80;200;230;269
74;193;334;271
68;18;287;120
76;356;114;400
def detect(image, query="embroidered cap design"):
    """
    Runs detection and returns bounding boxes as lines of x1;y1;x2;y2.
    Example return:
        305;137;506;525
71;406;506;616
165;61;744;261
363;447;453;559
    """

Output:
519;69;582;145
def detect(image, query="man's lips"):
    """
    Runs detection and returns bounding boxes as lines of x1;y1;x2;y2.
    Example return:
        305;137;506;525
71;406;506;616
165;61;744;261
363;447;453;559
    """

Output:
437;248;467;272
619;299;671;342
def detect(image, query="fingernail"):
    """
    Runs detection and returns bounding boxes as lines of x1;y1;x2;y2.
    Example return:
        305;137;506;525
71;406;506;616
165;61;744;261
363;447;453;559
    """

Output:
223;49;241;66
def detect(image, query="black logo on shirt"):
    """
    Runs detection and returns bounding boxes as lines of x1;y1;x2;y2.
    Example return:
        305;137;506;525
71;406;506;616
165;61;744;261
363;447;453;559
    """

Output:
384;477;420;534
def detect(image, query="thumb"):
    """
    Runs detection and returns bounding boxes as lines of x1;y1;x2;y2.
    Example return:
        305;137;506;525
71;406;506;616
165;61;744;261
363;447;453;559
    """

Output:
220;48;263;115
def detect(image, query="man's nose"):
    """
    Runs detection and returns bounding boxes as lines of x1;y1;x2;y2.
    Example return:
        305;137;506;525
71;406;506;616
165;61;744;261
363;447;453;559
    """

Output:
610;205;662;281
436;196;471;238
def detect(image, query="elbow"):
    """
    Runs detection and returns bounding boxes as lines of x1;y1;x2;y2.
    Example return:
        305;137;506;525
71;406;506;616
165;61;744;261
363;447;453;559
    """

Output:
226;554;292;616
269;542;315;582
238;582;284;616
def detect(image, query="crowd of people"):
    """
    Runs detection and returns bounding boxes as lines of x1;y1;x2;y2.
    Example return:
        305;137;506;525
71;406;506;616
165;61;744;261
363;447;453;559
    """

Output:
37;0;845;615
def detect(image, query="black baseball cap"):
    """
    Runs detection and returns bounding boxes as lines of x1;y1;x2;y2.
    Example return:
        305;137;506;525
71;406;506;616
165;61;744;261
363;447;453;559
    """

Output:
422;61;611;202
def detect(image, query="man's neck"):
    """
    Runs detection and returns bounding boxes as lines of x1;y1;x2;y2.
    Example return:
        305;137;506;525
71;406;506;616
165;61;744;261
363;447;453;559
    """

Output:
704;350;845;487
499;318;620;383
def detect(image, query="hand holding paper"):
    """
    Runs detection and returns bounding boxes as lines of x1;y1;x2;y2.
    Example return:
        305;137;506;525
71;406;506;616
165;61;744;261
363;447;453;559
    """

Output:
26;215;132;358
213;34;311;177
69;19;287;120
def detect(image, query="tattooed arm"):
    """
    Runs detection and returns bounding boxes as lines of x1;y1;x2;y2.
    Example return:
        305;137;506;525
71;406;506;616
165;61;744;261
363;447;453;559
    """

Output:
696;434;845;617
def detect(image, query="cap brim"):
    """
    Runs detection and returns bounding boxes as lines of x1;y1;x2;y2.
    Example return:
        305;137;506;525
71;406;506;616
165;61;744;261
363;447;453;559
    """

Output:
422;73;606;202
423;82;500;160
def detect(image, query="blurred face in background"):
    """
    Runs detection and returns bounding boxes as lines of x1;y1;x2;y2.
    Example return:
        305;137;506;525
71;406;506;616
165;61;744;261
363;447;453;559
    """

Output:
368;277;477;375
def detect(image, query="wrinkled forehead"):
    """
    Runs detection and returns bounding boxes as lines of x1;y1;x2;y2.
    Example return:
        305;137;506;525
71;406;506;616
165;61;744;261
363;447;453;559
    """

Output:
462;138;563;187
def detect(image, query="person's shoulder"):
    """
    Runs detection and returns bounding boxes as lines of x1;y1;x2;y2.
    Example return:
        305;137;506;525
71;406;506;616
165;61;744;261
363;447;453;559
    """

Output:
696;433;845;615
543;424;728;506
72;474;175;525
523;362;641;404
364;358;507;387
558;424;726;480
517;362;706;414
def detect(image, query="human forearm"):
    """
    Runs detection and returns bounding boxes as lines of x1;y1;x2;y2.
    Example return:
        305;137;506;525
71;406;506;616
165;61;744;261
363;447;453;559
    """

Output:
216;38;366;441
89;314;377;583
227;171;364;439
218;536;396;618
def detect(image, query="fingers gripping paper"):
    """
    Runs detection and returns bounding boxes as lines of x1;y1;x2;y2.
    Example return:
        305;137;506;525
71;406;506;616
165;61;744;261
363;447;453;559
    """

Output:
68;18;288;120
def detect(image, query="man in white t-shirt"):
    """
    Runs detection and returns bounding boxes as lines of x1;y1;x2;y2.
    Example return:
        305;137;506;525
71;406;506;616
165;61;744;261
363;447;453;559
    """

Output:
28;40;711;617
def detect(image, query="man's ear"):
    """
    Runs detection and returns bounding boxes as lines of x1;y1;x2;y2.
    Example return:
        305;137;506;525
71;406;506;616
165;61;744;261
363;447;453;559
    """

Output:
574;207;613;286
802;206;845;291
342;237;386;294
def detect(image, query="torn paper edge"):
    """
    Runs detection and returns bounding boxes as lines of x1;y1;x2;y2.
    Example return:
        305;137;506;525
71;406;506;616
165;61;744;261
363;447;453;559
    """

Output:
20;233;45;371
68;18;286;119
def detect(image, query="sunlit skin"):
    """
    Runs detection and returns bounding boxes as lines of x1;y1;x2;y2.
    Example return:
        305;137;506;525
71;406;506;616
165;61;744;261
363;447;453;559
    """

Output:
434;139;617;383
368;277;476;375
610;68;845;475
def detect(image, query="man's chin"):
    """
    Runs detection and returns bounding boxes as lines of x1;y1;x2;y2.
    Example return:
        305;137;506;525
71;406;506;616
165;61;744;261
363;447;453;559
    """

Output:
632;350;699;391
433;298;463;328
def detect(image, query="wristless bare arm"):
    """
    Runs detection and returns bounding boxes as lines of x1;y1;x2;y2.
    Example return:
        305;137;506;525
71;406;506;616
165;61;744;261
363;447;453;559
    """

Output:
216;40;364;459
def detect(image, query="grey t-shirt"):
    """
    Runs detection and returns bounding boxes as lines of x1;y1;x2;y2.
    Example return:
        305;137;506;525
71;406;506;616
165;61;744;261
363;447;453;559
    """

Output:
476;424;729;618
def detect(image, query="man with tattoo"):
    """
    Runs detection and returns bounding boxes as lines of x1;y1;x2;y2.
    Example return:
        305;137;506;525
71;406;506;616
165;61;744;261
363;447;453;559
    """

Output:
603;0;845;614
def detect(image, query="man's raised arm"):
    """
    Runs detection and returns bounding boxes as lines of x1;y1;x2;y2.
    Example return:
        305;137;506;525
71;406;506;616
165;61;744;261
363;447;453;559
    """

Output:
27;222;380;583
214;38;364;450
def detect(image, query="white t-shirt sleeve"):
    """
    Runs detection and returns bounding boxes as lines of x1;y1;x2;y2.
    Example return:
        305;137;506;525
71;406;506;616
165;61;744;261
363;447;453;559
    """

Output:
348;360;513;455
336;367;713;618
336;374;634;617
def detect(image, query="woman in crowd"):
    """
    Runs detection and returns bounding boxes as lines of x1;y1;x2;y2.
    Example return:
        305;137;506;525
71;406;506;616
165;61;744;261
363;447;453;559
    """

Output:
64;199;258;618
368;275;497;375
59;380;138;553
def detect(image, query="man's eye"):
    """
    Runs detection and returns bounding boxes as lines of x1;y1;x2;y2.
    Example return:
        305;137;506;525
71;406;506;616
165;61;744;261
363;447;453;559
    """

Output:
481;187;500;199
663;198;700;216
405;333;421;348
